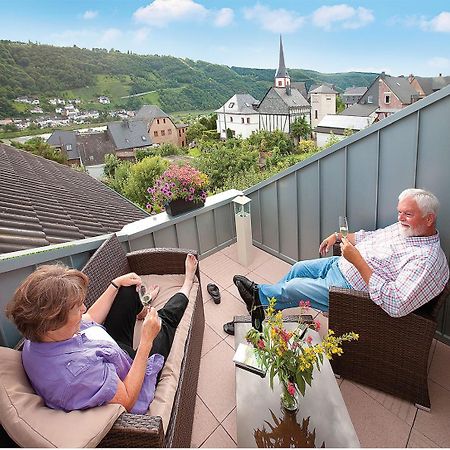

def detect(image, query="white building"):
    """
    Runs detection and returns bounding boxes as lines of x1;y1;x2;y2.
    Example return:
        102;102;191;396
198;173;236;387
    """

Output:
314;114;374;147
215;94;259;139
98;96;111;104
216;37;311;139
310;84;338;129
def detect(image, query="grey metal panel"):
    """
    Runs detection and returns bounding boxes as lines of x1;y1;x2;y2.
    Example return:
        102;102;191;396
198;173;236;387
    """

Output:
0;265;34;347
214;204;235;245
248;191;262;243
416;96;450;255
346;133;379;232
197;211;217;254
128;233;155;252
175;218;199;251
69;251;92;270
377;113;418;228
320;150;346;240
260;184;279;251
153;226;178;249
298;163;320;260
278;173;298;261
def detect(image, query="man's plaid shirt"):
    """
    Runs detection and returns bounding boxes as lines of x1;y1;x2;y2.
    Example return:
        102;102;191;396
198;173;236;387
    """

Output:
338;223;449;317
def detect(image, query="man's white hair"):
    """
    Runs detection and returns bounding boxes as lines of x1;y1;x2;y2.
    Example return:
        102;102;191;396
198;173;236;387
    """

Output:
398;188;439;217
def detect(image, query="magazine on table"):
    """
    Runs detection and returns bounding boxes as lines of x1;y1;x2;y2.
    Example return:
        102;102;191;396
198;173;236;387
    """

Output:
233;343;267;378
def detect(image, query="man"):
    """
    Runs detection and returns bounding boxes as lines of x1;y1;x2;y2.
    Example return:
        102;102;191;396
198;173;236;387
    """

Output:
223;188;449;335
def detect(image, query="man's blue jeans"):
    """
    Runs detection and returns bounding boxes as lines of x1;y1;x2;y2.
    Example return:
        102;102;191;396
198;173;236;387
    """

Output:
259;256;352;312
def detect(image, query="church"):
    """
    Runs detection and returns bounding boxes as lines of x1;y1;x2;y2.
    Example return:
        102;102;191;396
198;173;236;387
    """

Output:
216;37;321;140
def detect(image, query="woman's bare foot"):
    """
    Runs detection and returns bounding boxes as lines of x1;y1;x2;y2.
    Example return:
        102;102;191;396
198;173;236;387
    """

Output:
137;284;160;320
185;253;198;280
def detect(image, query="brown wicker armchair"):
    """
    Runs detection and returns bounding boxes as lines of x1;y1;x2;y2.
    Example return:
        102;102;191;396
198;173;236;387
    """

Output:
81;234;205;447
328;243;449;410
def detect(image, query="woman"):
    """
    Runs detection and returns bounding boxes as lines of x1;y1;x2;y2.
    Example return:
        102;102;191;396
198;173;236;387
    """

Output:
5;254;198;414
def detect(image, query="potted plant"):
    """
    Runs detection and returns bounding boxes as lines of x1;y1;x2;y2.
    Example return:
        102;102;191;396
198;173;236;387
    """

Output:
146;164;209;216
246;298;358;411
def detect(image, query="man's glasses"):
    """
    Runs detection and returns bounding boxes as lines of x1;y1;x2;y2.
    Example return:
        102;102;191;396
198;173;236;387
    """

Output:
138;284;152;306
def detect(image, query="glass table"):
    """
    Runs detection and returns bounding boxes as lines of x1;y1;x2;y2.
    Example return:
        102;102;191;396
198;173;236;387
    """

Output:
234;319;360;448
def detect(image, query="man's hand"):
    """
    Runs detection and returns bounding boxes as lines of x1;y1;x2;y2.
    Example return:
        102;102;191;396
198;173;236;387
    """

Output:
319;233;337;256
340;238;373;284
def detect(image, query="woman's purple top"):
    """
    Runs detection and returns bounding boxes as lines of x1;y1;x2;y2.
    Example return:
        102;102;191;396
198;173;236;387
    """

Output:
21;320;164;414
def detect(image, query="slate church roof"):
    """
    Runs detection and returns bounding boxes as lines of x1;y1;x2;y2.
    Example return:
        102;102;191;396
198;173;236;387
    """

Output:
0;143;148;254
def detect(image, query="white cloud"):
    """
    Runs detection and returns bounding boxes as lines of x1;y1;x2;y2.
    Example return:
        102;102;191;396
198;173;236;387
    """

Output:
134;28;150;43
427;57;450;69
133;0;207;27
214;8;234;27
98;28;123;45
243;4;304;33
83;10;98;20
423;11;450;32
312;4;374;31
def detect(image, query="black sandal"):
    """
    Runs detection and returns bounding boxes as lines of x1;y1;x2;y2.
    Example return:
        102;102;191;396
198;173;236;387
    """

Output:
223;321;235;335
207;283;221;304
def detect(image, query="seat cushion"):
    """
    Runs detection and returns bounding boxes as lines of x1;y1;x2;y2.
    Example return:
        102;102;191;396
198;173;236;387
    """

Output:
0;346;125;448
134;274;199;433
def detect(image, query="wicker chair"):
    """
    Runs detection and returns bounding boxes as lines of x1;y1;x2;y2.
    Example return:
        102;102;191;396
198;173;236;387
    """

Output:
328;243;449;410
82;234;205;447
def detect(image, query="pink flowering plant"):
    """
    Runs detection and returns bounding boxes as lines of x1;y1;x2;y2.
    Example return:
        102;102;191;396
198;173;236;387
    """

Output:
146;164;208;213
246;298;358;409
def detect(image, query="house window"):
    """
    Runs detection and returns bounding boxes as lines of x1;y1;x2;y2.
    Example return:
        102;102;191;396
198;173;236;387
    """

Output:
385;94;391;104
230;117;233;122
315;110;318;119
278;80;282;86
179;130;181;137
228;102;234;108
168;129;172;135
241;117;244;124
161;130;165;136
157;119;160;124
66;144;72;151
163;118;166;123
247;117;250;124
154;131;158;137
368;95;373;104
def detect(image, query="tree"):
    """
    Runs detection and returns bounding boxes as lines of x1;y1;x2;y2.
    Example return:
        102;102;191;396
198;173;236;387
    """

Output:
11;137;68;164
336;95;346;114
322;132;341;149
290;116;312;144
186;121;207;144
103;153;121;178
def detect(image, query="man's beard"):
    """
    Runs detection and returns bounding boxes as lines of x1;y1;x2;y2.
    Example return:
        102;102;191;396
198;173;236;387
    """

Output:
399;222;426;237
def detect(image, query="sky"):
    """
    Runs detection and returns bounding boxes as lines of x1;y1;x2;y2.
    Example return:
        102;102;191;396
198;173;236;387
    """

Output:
1;0;450;77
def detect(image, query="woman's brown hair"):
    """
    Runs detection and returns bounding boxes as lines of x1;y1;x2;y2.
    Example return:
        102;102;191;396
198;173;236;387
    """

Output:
5;264;89;342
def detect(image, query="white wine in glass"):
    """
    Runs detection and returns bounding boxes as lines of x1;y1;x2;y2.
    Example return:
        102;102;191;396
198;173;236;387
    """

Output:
339;216;348;239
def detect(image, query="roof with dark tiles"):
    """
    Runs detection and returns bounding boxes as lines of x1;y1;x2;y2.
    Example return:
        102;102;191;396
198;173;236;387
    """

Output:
258;87;310;114
0;143;149;254
76;131;116;166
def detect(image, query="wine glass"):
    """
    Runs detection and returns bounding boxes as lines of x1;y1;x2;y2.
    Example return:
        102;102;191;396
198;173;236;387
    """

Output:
339;216;348;239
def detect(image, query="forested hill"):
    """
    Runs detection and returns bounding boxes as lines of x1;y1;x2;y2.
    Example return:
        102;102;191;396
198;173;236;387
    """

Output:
0;40;378;118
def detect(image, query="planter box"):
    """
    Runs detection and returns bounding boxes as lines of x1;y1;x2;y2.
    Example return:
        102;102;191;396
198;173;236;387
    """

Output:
165;198;205;217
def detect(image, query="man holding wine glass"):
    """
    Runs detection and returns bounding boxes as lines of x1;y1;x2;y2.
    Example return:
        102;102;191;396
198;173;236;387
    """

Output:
224;188;449;335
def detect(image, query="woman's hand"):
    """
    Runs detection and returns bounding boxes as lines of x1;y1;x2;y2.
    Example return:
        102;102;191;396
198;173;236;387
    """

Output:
319;233;337;256
112;272;142;288
140;306;161;342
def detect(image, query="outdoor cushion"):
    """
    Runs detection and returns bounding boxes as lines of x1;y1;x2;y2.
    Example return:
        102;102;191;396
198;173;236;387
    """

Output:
0;346;124;448
134;274;199;433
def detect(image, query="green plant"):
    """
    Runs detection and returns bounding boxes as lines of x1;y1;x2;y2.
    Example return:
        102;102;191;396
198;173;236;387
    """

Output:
246;298;358;401
146;163;208;213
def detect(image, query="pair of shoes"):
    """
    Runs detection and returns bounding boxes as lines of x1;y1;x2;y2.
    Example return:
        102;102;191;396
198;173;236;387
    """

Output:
207;283;221;304
223;321;234;335
233;275;265;332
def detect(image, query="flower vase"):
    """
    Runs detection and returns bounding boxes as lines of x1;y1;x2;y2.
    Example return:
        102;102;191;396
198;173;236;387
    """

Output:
280;382;299;411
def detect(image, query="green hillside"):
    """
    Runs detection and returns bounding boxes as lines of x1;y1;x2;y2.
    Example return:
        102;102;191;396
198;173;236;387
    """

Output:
0;40;378;118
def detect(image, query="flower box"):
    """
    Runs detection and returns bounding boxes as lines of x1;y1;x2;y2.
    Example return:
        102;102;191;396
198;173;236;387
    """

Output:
165;198;205;216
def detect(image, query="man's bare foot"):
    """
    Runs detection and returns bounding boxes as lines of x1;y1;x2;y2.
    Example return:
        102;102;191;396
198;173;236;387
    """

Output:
137;284;160;320
185;253;198;280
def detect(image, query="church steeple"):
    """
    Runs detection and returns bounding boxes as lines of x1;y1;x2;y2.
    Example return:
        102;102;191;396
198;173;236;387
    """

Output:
275;35;290;89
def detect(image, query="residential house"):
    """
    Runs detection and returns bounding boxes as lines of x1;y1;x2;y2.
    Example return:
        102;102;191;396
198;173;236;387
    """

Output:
0;143;148;253
135;105;187;147
30;107;43;114
342;86;368;106
216;37;311;138
409;74;450;98
310;84;338;129
98;96;111;104
107;119;153;159
14;96;32;104
47;130;80;164
215;94;259;139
